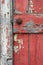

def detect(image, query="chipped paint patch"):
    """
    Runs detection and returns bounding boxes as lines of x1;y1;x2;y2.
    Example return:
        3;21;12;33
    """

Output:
14;34;23;53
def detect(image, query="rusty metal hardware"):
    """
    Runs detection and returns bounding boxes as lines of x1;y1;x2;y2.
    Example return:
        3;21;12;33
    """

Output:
16;18;22;25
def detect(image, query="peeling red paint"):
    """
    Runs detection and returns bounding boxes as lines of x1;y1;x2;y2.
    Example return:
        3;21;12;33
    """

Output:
13;0;43;65
2;0;5;4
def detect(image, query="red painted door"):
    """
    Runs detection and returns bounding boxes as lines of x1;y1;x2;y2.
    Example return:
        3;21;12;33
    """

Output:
13;34;29;65
13;0;28;13
13;0;43;65
13;0;43;14
13;34;43;65
30;34;43;65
